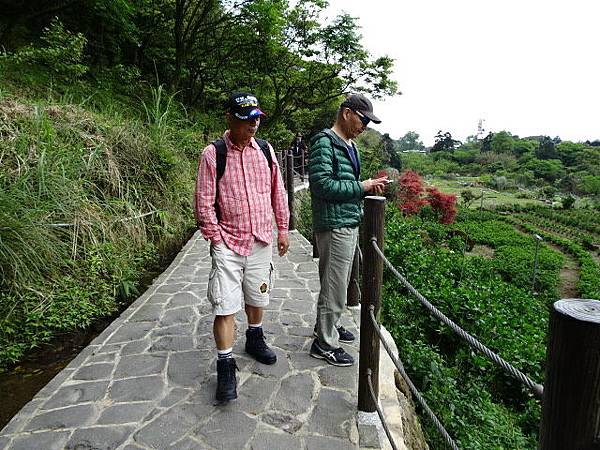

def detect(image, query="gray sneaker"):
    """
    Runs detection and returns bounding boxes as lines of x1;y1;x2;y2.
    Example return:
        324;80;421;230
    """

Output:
310;339;354;366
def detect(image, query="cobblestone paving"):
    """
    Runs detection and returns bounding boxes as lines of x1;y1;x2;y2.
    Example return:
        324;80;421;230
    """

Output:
0;230;364;449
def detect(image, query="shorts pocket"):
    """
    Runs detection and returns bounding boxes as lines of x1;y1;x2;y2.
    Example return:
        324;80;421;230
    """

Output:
267;262;274;292
207;267;222;307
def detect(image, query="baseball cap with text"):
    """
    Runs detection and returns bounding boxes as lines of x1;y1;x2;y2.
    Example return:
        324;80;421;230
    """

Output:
340;93;382;124
225;92;266;120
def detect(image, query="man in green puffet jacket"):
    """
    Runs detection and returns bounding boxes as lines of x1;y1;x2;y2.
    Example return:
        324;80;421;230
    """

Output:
308;93;389;367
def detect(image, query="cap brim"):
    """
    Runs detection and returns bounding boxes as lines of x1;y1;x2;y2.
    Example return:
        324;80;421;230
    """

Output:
363;111;381;124
234;107;266;120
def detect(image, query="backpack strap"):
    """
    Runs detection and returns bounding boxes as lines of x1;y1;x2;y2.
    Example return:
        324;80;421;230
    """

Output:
212;139;227;220
254;138;273;175
211;138;273;221
213;138;228;182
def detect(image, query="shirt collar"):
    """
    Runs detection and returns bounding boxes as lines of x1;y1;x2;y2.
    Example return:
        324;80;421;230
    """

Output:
224;130;258;152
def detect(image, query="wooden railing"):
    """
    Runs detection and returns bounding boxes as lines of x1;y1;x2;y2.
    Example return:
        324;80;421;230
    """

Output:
280;147;309;232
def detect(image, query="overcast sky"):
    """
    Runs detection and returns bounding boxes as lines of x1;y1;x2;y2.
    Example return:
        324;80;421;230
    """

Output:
326;0;600;146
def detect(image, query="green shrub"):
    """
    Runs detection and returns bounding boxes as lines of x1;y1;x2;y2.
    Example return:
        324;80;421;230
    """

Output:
561;195;576;209
8;19;88;82
0;81;197;365
295;189;313;243
381;207;557;448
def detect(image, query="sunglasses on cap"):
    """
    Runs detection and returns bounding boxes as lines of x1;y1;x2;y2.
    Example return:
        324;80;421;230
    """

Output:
350;108;370;127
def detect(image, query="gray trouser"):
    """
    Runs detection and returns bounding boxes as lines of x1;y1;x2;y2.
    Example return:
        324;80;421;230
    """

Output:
315;227;359;350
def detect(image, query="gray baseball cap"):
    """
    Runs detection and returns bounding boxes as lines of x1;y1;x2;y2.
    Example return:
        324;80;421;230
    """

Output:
340;93;382;124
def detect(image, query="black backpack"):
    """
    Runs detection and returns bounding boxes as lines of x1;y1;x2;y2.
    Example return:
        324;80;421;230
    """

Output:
212;138;273;220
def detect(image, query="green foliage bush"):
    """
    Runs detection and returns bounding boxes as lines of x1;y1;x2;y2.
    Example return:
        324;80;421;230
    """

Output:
355;129;387;178
401;152;453;175
294;190;313;244
0;79;197;366
561;195;576;209
381;207;562;449
8;19;88;81
500;216;600;299
579;175;600;196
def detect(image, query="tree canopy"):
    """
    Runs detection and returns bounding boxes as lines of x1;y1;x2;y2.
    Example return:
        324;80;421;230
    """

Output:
1;0;398;136
431;130;461;152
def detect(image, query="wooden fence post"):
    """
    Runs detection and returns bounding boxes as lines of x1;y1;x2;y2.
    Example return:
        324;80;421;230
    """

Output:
358;196;386;412
286;150;295;230
540;298;600;450
277;150;283;177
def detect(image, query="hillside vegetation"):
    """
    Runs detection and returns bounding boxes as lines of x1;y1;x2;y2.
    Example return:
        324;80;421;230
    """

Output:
381;208;553;449
0;72;201;365
387;129;600;207
0;1;398;366
3;3;599;449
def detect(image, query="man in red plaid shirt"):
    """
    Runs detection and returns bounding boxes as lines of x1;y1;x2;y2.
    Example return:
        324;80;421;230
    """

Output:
195;92;289;402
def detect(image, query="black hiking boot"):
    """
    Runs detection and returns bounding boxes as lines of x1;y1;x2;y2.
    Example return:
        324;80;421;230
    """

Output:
245;328;277;365
216;358;238;402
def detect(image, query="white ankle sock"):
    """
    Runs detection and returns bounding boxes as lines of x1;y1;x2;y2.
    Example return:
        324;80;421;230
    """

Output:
217;348;233;360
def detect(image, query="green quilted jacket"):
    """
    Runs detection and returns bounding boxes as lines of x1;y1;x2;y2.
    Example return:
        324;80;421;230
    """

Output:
309;129;366;231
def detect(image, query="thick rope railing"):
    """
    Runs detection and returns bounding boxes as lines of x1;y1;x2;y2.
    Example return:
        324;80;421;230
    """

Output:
367;306;459;450
366;368;400;450
370;237;544;398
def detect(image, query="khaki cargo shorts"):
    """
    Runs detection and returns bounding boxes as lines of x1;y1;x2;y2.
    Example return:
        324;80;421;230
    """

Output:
207;241;273;316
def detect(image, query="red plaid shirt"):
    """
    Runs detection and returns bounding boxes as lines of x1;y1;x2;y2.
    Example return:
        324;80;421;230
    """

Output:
194;131;289;256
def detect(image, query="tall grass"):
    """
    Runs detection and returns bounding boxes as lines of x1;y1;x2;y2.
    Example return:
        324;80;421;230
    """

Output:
142;85;176;136
0;75;200;365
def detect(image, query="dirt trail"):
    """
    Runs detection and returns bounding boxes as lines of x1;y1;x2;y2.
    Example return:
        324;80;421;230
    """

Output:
514;215;600;270
509;221;580;299
547;241;579;299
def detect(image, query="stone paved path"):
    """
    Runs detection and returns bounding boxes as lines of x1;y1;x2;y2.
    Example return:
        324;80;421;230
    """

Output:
0;230;367;450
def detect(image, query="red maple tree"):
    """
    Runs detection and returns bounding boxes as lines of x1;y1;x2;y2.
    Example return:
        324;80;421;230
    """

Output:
374;167;400;180
395;169;457;224
427;187;457;224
